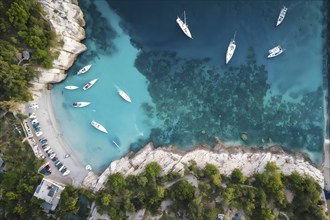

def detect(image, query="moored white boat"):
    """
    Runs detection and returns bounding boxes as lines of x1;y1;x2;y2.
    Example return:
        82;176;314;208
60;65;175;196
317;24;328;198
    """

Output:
116;87;132;103
72;102;91;108
276;6;287;26
83;78;98;91
226;32;237;64
267;45;284;58
77;64;92;75
85;165;92;171
176;11;193;39
65;85;79;90
111;137;121;149
91;120;108;134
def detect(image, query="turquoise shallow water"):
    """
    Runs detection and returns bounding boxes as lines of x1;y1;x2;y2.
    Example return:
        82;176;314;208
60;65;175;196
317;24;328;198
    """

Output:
52;1;160;171
52;0;328;172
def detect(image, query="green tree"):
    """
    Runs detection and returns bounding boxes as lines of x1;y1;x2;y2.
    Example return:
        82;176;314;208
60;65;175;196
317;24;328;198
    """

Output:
7;1;30;30
231;168;247;184
57;185;79;217
203;163;221;187
144;162;162;180
169;180;195;206
187;197;203;220
101;193;111;206
107;172;126;195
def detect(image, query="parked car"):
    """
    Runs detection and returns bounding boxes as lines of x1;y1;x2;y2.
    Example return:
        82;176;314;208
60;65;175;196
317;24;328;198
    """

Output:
35;131;43;137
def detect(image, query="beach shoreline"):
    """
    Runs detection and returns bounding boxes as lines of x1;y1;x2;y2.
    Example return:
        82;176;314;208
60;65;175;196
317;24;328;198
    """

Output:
25;90;94;187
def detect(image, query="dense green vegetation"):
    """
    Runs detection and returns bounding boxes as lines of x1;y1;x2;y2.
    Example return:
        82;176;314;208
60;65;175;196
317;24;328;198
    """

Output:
0;113;327;219
0;113;46;219
86;161;327;220
0;0;58;105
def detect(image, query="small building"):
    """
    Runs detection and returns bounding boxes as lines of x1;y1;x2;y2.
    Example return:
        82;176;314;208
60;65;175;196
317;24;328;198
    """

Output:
33;178;65;211
22;51;30;60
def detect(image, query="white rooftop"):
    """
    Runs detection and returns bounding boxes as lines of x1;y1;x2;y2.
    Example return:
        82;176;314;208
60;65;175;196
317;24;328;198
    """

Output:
33;178;65;211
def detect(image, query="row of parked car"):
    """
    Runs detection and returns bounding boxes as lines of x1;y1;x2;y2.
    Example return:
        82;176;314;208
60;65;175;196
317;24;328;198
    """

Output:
29;113;43;137
28;111;70;177
39;138;70;176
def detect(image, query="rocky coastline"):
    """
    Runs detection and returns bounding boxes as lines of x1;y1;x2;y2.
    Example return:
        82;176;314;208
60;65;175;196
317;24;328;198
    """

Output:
85;140;324;191
32;0;326;194
31;0;87;99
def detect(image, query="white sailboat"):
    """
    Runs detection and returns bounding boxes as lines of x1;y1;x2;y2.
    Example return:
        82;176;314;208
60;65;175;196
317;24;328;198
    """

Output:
65;85;79;90
267;45;284;58
276;6;288;26
77;64;92;75
116;87;132;103
226;32;237;64
72;102;91;108
83;78;98;91
176;11;193;39
91;120;108;134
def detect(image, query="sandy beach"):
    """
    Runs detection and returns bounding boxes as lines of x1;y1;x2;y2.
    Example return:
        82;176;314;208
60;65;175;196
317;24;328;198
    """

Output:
26;90;90;187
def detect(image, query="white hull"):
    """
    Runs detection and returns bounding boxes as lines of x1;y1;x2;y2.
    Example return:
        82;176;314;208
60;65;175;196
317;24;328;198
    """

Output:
112;140;120;149
77;64;92;75
65;86;79;90
267;45;284;58
91;120;108;134
176;11;192;39
85;165;92;171
118;89;132;103
73;102;91;108
83;78;98;91
276;6;287;26
226;40;236;64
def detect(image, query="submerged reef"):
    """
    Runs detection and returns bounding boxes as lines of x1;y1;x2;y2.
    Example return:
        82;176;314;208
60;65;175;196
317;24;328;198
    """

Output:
133;48;324;164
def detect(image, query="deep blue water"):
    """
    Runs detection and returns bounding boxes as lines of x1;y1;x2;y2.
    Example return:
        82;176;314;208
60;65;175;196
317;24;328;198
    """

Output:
52;0;328;172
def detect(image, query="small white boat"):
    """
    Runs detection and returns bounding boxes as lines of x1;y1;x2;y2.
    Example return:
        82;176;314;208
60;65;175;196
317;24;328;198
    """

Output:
77;64;92;75
276;6;287;26
267;45;284;58
117;88;132;103
83;78;98;91
91;120;108;133
65;85;79;90
176;11;193;39
111;138;121;149
226;32;237;64
85;165;92;171
72;102;91;108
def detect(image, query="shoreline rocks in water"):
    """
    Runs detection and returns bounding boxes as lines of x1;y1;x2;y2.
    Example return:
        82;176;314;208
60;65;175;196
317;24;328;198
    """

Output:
31;0;87;99
85;140;324;191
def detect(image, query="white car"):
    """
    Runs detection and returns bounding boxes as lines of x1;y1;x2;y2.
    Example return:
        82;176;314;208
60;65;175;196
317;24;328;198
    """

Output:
63;169;71;176
29;113;36;119
31;119;39;125
35;131;43;137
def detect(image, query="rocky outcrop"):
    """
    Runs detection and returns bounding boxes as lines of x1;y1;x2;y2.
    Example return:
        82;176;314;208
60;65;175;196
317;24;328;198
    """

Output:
89;141;324;191
31;0;87;99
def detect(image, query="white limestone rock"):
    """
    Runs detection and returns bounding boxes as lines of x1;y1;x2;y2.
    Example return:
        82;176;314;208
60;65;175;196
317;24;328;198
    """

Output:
91;142;324;191
30;0;87;99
